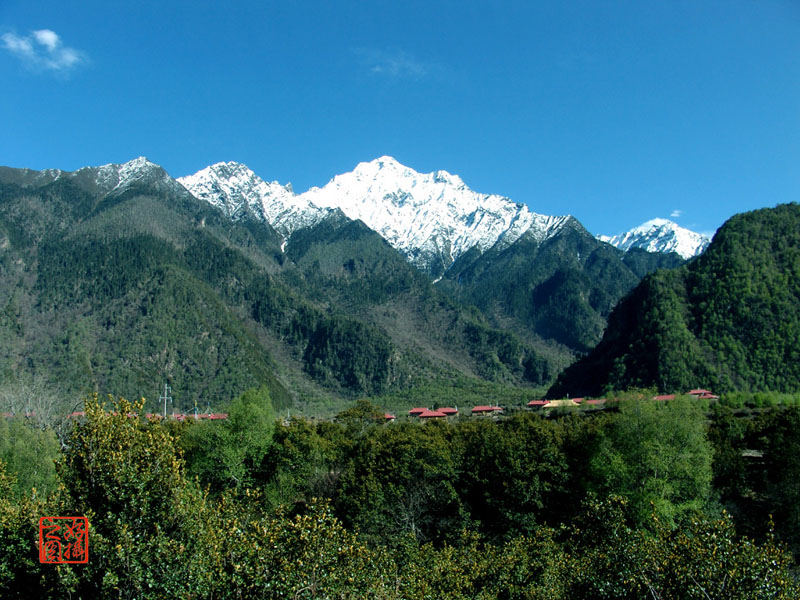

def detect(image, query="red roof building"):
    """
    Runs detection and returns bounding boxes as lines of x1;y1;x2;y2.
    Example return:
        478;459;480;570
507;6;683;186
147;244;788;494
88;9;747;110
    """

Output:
654;394;676;401
526;400;549;408
584;399;607;406
384;413;396;421
418;409;447;419
438;407;458;416
687;389;719;400
472;405;503;414
408;407;426;416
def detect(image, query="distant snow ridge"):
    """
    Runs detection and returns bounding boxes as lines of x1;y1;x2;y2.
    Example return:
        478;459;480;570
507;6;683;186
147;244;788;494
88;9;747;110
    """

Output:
88;157;176;194
64;156;188;200
599;218;710;259
180;156;571;274
177;162;332;237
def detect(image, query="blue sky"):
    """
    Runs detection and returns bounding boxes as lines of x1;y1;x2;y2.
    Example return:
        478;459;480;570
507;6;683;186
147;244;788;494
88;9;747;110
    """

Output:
1;1;799;237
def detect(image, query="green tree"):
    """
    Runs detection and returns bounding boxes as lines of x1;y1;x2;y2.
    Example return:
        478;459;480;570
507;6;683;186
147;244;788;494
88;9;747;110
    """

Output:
708;403;755;532
457;415;570;539
261;417;338;508
238;500;395;599
0;417;60;499
591;394;713;525
567;496;799;600
0;460;62;599
337;420;464;544
335;398;384;431
182;385;275;494
758;407;800;556
56;395;213;598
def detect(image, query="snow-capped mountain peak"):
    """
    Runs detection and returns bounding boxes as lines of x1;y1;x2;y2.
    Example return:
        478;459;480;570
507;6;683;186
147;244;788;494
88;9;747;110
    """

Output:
299;157;570;272
177;161;290;218
93;156;162;189
599;218;710;259
177;162;330;237
348;156;466;189
68;156;184;197
180;156;572;274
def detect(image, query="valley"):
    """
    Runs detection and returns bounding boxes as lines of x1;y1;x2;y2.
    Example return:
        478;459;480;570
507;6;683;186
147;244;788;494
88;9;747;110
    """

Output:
0;157;704;416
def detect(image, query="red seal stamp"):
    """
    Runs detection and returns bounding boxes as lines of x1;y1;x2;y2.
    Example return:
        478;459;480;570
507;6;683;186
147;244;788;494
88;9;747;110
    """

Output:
39;516;89;564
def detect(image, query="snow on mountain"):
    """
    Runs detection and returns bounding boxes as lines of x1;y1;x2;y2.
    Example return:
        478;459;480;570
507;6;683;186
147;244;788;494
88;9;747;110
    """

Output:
598;218;710;259
30;155;707;273
74;157;184;197
301;157;570;271
177;162;332;237
180;156;571;274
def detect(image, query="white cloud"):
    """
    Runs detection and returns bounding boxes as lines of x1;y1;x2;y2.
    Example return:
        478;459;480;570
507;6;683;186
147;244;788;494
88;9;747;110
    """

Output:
2;29;87;74
355;48;439;79
670;209;682;218
32;29;59;52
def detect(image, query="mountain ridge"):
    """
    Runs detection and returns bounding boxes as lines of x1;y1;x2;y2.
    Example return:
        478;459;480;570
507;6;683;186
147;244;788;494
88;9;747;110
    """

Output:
4;157;712;269
179;156;652;277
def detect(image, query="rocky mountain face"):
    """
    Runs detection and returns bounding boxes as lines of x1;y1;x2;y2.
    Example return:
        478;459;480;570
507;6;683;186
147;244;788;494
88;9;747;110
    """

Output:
180;157;709;277
298;157;573;277
177;161;332;239
1;156;188;198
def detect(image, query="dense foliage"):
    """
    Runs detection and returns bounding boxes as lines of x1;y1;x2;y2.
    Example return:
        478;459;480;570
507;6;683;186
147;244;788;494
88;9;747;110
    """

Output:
1;394;798;598
550;203;800;397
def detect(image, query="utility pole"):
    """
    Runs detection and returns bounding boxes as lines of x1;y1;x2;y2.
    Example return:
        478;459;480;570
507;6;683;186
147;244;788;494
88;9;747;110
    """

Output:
159;383;172;419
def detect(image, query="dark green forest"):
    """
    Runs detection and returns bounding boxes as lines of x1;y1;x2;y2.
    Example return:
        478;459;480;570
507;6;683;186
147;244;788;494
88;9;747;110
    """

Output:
550;203;800;398
1;392;798;598
439;220;684;354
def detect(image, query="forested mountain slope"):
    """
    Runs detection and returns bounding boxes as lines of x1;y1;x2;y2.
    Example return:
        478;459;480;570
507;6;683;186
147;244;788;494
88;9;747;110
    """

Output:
437;218;684;354
0;161;554;412
284;212;553;387
549;203;800;397
181;157;688;365
0;163;293;409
